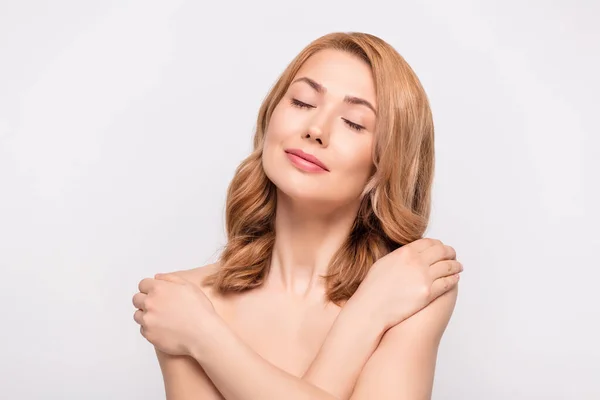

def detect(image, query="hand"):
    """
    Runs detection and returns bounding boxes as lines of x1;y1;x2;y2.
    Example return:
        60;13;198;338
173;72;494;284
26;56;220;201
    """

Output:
132;273;216;356
352;238;462;331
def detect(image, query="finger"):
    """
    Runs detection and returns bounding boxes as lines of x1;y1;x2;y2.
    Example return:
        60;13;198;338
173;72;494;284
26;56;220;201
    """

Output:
421;244;456;266
133;309;145;325
138;278;155;294
430;273;460;299
155;273;188;285
429;260;463;280
132;292;147;310
406;238;443;253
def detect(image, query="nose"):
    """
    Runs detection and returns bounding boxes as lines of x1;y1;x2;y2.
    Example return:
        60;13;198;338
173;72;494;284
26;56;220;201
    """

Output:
302;124;329;147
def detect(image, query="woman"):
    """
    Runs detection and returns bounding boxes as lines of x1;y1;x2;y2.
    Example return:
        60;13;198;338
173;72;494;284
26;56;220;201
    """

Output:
133;31;462;399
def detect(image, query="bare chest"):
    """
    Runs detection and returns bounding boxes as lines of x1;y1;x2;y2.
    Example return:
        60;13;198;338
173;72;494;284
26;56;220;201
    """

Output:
213;292;341;377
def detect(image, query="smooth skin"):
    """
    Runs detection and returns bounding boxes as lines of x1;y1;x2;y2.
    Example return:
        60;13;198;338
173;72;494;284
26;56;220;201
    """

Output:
133;49;462;399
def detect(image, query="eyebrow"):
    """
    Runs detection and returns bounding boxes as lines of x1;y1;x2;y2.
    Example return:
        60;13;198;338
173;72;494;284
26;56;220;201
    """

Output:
291;76;377;115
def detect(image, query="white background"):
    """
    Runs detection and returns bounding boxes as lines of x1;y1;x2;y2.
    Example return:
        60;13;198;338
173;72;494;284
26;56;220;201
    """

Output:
1;1;598;399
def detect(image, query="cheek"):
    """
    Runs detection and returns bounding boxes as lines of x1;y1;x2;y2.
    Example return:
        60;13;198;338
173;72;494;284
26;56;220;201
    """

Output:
262;105;305;168
262;106;290;180
265;104;298;144
265;110;282;143
263;115;281;161
338;137;374;180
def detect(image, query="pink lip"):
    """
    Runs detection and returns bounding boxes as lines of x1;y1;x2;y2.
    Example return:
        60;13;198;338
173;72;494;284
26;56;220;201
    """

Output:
284;148;329;172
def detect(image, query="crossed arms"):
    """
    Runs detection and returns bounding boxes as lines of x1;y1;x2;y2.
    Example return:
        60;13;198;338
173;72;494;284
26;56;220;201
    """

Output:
155;281;457;400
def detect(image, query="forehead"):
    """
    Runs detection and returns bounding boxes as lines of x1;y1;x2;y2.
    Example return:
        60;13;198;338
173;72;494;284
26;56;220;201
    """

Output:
292;49;376;104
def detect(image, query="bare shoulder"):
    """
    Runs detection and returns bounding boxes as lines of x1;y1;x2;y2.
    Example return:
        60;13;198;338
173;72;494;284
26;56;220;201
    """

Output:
155;263;225;400
170;263;220;295
170;263;219;282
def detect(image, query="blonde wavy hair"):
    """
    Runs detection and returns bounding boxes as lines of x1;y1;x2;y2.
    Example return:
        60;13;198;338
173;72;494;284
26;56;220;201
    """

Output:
204;32;435;304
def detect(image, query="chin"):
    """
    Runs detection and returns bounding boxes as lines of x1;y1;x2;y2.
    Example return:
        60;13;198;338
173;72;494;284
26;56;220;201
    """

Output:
272;175;364;216
268;168;329;201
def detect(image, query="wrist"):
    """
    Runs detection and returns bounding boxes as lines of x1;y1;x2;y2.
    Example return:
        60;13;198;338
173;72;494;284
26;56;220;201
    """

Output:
339;293;386;340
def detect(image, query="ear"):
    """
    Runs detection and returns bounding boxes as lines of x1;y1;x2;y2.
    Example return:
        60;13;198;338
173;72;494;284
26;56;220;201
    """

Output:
154;273;188;285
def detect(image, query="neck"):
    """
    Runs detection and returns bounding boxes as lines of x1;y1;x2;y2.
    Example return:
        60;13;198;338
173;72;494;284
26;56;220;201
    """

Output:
266;190;360;299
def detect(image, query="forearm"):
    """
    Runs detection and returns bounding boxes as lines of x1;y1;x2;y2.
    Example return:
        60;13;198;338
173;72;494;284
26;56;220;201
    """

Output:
302;295;384;399
190;315;338;400
191;295;384;400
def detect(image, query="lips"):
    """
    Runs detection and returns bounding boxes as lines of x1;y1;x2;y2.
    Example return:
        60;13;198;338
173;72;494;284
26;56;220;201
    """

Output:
284;148;329;172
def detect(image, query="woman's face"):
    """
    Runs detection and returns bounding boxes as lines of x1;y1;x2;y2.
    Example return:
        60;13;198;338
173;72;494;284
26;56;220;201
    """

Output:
262;49;376;208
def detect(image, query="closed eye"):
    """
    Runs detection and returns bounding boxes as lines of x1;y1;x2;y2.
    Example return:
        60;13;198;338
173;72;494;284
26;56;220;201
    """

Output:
291;99;365;132
342;118;365;132
290;99;314;109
